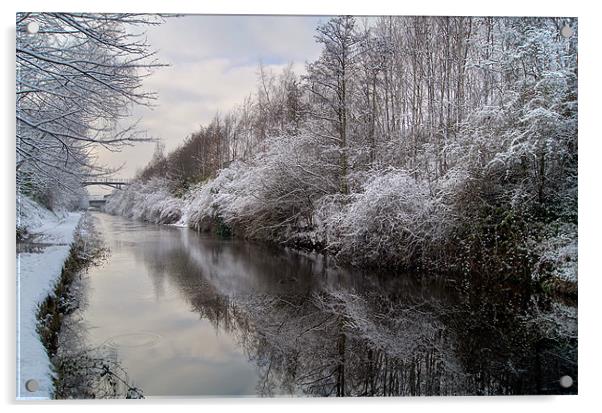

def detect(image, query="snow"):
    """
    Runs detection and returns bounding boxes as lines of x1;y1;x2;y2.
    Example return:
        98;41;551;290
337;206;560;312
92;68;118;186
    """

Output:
533;223;578;283
315;169;449;268
104;177;183;225
102;17;577;287
17;195;62;233
16;196;82;400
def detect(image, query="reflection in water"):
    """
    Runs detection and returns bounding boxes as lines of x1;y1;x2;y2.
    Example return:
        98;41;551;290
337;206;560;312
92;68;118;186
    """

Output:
84;213;577;397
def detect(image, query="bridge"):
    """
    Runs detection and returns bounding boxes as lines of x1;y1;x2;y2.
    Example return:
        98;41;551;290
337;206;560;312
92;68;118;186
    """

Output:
88;195;112;208
82;177;132;189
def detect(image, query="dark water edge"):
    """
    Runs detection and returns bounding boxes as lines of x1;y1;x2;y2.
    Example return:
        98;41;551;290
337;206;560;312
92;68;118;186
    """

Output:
68;212;576;397
184;212;578;304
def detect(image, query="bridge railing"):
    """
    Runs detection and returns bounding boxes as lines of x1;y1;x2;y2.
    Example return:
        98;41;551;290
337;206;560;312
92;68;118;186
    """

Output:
82;177;132;186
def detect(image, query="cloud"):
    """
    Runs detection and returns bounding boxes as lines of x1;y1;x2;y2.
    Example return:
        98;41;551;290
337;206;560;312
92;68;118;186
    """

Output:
150;15;324;65
92;15;324;189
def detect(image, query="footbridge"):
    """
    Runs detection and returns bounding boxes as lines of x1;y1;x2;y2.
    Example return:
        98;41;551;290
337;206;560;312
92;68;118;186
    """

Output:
82;177;132;190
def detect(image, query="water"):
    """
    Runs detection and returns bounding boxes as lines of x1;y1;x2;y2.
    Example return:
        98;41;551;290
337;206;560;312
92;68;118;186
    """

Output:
79;212;577;397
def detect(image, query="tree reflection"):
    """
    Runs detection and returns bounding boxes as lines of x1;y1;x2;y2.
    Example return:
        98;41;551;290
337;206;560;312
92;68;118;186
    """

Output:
134;227;577;396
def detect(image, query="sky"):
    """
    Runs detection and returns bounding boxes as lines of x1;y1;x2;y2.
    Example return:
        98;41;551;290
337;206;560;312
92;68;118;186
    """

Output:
92;15;325;194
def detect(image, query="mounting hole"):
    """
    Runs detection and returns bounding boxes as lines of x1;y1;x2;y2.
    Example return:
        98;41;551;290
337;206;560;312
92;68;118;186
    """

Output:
560;25;573;39
26;21;40;34
559;375;573;388
25;379;39;392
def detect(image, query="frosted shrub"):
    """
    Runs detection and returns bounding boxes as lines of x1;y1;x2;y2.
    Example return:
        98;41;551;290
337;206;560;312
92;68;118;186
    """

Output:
105;178;183;224
193;134;334;241
318;169;449;268
533;223;578;283
183;165;242;232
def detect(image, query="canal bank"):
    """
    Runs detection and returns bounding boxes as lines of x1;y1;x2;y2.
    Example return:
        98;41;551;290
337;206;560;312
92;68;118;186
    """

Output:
16;196;81;399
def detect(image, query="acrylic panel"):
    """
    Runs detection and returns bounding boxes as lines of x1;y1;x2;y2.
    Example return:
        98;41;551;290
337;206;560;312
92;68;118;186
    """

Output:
16;14;578;399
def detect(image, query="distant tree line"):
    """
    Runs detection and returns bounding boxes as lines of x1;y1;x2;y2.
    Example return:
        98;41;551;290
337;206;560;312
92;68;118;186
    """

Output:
137;64;305;192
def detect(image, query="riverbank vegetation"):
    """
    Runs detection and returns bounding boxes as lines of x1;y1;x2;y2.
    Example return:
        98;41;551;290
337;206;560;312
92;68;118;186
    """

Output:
106;16;577;288
37;215;104;359
107;16;577;288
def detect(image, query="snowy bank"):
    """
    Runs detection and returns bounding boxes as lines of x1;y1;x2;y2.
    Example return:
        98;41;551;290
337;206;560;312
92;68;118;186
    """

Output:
104;177;183;224
17;196;82;399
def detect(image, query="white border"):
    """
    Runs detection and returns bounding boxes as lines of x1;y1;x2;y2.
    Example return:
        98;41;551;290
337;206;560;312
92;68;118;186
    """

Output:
2;1;600;412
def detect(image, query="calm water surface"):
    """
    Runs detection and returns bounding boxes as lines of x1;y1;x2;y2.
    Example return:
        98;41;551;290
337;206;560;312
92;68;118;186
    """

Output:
81;212;577;397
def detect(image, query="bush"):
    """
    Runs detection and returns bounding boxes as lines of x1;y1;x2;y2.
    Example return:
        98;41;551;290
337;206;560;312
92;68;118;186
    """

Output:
316;169;451;268
104;178;183;224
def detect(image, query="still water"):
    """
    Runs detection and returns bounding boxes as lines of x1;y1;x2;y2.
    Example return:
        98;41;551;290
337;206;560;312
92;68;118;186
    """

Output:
79;212;577;397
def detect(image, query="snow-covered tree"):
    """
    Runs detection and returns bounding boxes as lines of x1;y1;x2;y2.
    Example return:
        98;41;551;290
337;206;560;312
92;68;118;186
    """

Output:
16;13;163;209
305;16;363;195
109;16;577;284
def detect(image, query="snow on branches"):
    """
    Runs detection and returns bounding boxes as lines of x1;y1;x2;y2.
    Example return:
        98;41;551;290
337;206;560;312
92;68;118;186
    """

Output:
16;13;164;209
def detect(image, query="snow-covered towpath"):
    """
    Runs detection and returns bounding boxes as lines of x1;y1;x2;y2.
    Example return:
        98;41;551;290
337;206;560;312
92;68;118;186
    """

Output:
16;201;82;400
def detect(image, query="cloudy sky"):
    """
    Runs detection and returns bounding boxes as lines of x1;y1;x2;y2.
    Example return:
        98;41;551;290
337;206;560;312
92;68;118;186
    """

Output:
94;15;325;190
